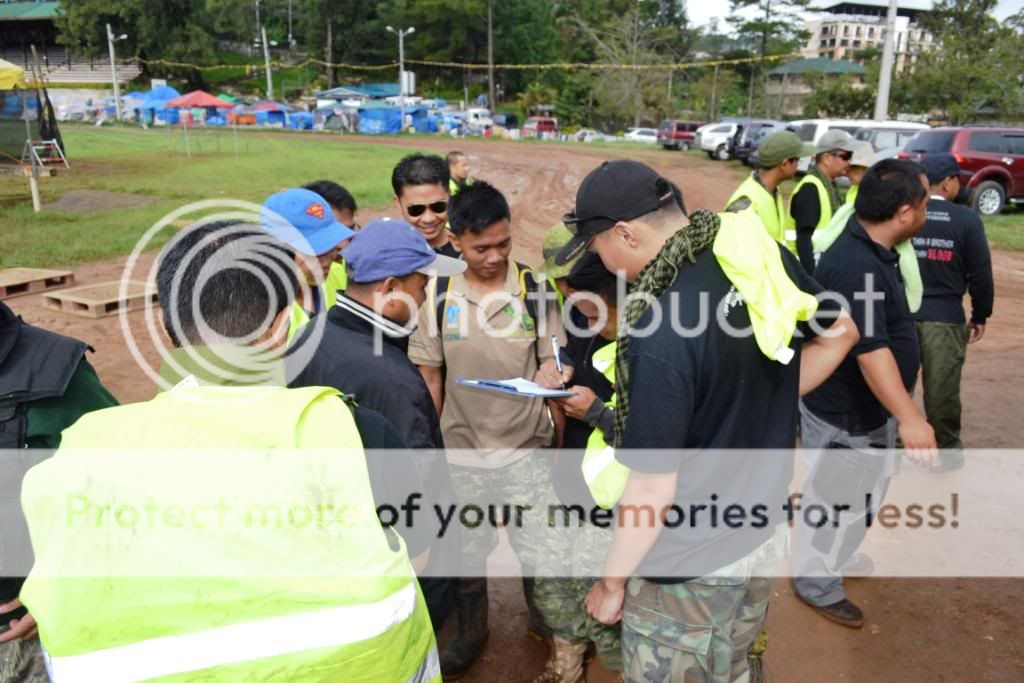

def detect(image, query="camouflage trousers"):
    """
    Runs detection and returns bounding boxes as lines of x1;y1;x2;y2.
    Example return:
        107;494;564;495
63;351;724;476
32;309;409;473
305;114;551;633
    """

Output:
534;521;622;671
0;639;47;683
621;527;786;683
448;450;560;575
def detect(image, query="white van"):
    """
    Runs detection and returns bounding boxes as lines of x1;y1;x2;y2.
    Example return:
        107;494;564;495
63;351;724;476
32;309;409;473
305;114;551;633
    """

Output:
853;121;930;159
787;119;876;172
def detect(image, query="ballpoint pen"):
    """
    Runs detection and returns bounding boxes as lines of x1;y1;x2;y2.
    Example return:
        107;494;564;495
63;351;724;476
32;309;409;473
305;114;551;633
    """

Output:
551;335;567;390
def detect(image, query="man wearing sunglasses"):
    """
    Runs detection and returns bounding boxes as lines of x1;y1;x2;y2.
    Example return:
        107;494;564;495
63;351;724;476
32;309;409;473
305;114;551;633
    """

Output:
392;153;461;259
786;129;856;274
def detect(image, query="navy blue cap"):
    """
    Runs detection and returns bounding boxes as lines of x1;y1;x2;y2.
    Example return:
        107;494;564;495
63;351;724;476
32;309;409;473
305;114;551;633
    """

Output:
342;218;466;284
921;154;961;184
260;188;355;256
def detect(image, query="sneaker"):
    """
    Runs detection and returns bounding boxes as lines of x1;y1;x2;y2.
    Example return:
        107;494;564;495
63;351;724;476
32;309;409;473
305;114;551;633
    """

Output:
795;594;864;629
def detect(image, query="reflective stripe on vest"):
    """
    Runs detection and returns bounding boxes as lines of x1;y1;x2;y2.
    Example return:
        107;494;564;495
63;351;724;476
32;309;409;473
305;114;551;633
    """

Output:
21;386;437;683
581;343;629;509
726;175;786;246
46;583;421;683
783;173;833;254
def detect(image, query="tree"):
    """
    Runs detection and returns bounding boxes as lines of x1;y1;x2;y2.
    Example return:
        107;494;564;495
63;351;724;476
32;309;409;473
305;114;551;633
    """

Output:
55;0;219;87
728;0;811;115
802;75;874;118
895;0;1024;123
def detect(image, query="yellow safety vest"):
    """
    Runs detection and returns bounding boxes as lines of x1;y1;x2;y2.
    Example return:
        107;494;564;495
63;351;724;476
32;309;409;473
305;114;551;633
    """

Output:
581;342;630;510
726;174;788;249
287;260;349;341
21;385;439;683
845;183;860;207
783;173;834;254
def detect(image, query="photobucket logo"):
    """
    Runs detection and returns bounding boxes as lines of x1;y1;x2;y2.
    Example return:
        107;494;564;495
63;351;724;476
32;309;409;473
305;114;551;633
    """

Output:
119;199;330;403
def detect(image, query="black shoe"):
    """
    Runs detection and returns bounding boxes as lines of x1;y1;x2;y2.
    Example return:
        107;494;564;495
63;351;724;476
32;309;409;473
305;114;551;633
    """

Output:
796;594;864;629
440;578;490;680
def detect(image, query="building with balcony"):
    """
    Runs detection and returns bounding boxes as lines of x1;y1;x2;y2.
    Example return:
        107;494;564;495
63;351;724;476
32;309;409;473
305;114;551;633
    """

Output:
803;0;936;72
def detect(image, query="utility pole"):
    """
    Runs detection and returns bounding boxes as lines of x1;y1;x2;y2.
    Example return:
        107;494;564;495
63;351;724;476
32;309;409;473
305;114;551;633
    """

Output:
261;26;273;99
386;26;415;127
106;23;126;121
874;0;899;121
288;0;294;50
487;0;495;112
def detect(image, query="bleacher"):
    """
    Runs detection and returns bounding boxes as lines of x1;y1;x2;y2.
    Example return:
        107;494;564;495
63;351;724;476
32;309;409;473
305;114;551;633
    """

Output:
2;47;140;85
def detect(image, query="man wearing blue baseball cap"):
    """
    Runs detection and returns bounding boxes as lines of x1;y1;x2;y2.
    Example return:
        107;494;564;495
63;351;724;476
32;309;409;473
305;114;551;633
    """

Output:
261;187;356;337
289;218;465;633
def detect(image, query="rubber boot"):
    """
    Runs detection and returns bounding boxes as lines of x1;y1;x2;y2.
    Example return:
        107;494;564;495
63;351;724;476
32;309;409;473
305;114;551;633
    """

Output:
440;578;489;680
531;636;587;683
522;573;553;642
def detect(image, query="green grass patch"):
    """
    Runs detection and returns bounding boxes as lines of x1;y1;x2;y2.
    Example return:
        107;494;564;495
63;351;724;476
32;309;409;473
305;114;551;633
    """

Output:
982;207;1024;251
1;125;424;268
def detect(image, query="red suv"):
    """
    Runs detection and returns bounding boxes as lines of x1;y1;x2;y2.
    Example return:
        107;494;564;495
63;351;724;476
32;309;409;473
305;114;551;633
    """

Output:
900;126;1024;215
657;120;704;151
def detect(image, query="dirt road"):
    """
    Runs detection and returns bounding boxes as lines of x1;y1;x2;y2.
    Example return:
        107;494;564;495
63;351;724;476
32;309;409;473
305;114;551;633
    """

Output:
7;136;1024;682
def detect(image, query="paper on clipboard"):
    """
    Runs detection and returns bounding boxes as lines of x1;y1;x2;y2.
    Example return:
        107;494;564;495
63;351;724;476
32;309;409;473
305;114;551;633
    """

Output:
456;377;574;399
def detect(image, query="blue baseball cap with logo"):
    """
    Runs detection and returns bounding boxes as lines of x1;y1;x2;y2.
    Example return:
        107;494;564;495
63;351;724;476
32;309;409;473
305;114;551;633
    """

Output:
343;218;466;284
260;188;356;256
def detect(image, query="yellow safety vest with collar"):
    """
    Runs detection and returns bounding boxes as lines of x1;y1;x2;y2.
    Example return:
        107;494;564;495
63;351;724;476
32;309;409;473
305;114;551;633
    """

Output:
581;342;630;510
726;174;789;249
783;173;833;254
20;384;439;683
288;260;349;341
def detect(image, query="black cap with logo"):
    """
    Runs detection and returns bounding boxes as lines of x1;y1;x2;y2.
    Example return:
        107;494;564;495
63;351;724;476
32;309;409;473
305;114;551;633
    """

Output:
555;160;677;265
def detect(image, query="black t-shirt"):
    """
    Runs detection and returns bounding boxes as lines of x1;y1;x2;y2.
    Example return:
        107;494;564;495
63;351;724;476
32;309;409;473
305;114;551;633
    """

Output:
805;216;920;432
434;240;461;259
912;198;994;325
618;245;839;580
791;183;823;274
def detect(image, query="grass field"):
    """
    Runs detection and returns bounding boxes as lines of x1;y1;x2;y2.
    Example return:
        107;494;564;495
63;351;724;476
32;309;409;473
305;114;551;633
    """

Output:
2;126;1022;268
1;126;421;268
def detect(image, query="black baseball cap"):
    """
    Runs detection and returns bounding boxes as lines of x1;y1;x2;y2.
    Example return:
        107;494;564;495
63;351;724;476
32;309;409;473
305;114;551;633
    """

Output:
555;160;676;265
921;153;961;184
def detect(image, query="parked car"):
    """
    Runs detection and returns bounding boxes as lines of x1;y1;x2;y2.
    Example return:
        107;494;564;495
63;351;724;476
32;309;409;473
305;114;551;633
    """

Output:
900;126;1024;215
787;118;876;172
744;124;788;168
522;116;558;139
699;122;741;161
493;113;519;129
657;120;704;150
624;127;658;144
574;128;613;143
854;121;928;153
733;120;787;164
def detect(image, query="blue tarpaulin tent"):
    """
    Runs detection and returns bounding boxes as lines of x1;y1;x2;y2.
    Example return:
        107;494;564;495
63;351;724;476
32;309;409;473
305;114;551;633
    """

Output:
358;106;402;134
288;112;314;130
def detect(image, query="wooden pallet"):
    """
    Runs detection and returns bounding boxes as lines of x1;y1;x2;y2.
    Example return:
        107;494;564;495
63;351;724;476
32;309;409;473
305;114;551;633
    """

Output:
0;268;75;300
43;280;158;318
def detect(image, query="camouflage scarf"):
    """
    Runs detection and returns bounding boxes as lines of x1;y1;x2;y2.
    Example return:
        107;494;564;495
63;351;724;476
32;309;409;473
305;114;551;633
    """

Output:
613;209;721;447
809;163;841;215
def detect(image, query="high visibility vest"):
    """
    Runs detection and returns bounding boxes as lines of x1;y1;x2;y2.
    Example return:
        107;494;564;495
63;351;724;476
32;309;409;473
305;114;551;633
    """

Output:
783;173;834;254
547;276;566;312
20;385;439;683
726;174;789;249
288;261;349;341
845;183;860;207
581;343;630;510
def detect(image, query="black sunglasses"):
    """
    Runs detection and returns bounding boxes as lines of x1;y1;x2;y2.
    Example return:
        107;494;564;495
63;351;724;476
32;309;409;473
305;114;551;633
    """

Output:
831;150;853;161
406;201;448;218
562;211;622;236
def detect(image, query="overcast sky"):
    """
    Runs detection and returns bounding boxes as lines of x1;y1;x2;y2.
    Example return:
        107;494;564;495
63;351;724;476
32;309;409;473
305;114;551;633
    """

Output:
688;0;1024;30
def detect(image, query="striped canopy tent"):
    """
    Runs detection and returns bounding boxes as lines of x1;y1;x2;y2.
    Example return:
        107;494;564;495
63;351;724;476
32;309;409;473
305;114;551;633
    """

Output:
0;59;25;90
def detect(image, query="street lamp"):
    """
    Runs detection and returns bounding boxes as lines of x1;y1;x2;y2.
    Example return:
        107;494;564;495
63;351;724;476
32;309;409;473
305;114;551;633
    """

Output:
386;26;415;127
256;28;279;99
106;24;128;121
